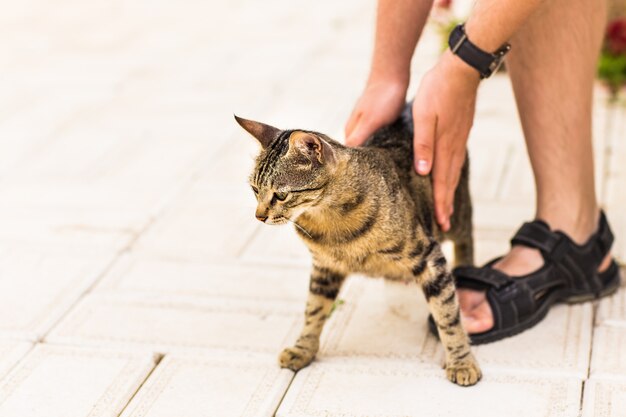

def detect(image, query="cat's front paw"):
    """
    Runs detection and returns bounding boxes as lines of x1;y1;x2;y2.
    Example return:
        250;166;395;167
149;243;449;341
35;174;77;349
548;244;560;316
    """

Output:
445;356;482;386
278;346;316;371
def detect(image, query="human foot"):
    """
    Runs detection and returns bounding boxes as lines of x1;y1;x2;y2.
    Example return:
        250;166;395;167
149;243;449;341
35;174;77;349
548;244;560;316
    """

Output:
458;217;614;335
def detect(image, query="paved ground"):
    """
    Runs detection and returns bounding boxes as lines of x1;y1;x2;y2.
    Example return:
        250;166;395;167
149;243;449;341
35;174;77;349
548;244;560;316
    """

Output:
0;0;625;416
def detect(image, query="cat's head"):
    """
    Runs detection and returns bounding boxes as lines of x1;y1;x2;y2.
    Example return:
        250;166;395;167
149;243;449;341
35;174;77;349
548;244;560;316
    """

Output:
235;115;340;225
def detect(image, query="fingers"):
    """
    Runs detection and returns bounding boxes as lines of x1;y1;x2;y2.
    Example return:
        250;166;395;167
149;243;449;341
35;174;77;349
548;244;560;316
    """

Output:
432;161;451;232
344;109;360;144
433;147;466;232
345;114;381;147
345;79;408;147
345;116;369;147
412;105;436;176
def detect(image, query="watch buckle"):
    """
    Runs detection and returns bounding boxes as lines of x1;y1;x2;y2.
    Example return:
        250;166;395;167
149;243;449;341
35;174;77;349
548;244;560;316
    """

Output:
486;44;511;78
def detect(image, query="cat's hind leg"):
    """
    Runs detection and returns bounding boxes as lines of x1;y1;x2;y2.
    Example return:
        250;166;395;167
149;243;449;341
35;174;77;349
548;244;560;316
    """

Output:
279;265;345;371
453;230;474;268
416;242;481;386
449;156;474;268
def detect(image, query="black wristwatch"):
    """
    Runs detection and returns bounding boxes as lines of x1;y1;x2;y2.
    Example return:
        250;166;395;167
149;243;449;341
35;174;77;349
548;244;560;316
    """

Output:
448;24;511;79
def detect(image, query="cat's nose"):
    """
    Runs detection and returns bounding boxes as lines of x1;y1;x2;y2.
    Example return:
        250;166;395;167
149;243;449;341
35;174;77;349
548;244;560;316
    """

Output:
255;214;268;223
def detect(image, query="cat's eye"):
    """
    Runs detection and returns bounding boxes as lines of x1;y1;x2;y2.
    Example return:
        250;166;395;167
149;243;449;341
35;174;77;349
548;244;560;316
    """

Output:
250;186;259;194
274;191;289;201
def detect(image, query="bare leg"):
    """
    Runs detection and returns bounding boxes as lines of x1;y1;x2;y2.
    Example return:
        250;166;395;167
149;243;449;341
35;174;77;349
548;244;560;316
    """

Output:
459;0;611;333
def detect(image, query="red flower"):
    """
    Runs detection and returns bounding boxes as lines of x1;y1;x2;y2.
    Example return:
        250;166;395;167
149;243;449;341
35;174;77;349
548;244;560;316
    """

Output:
435;0;452;9
606;18;626;55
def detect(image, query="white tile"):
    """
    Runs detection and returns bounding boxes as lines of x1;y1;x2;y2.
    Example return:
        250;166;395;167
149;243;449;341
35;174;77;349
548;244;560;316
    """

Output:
473;235;511;266
590;326;626;380
610;218;626;264
467;141;511;201
277;358;582;417
0;342;32;380
0;96;109;178
320;278;434;361
0;183;141;249
473;201;535;232
601;104;626;196
604;205;626;263
0;344;156;417
474;303;592;379
121;352;293;417
474;75;519;125
132;186;260;263
21;127;208;190
0;135;210;249
320;278;592;378
582;379;626;417
0;245;113;341
597;276;626;327
47;293;303;354
239;224;312;268
95;253;309;302
194;133;263;190
495;148;537;204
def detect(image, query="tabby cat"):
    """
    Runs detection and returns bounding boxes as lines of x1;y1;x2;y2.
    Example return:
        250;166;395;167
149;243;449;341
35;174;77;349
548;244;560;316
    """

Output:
235;107;481;386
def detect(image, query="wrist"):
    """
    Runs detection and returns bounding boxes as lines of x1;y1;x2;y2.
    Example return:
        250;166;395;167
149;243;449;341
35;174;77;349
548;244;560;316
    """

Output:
464;20;504;54
439;50;481;86
367;67;410;91
447;23;511;80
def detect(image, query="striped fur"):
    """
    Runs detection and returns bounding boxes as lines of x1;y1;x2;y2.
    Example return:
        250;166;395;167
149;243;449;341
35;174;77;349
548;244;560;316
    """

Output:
236;108;481;386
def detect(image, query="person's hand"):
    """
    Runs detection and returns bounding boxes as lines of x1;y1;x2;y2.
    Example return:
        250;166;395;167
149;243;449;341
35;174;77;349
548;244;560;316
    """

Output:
345;77;408;146
412;51;480;231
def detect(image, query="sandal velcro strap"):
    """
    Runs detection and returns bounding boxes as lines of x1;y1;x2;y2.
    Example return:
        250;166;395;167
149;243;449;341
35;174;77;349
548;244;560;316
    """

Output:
595;210;614;258
512;211;615;264
454;266;519;302
510;221;569;261
454;266;511;288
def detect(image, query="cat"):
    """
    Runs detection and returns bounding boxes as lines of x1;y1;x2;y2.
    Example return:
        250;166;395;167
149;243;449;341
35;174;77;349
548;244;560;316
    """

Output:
234;106;481;386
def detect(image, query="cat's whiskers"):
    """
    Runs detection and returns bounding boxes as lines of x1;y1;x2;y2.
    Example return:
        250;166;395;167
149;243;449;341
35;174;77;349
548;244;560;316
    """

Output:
285;216;313;239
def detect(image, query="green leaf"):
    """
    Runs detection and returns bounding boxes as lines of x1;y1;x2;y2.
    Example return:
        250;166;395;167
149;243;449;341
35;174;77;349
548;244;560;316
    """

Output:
598;52;626;96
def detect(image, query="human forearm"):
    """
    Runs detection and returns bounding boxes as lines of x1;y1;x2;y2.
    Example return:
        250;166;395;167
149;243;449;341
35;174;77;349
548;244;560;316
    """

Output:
345;0;433;145
464;0;544;52
369;0;434;86
411;0;547;230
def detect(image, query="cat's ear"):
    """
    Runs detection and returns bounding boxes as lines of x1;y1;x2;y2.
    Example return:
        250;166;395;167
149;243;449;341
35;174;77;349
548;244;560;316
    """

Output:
289;131;335;165
234;115;281;149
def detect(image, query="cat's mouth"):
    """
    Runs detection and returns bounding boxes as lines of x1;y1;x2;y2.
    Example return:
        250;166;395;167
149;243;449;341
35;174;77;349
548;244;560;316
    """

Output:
265;216;289;225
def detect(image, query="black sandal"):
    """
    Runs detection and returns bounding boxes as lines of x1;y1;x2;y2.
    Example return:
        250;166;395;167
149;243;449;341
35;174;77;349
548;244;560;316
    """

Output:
428;210;622;345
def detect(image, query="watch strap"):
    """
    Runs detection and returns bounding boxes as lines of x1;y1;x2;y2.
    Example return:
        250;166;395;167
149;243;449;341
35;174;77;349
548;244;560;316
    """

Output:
448;24;511;79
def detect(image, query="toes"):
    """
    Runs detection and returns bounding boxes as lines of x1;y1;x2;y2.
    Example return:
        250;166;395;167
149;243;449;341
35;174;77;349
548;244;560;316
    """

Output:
457;288;488;310
445;359;482;386
461;312;494;334
446;367;481;386
278;347;315;371
459;296;494;334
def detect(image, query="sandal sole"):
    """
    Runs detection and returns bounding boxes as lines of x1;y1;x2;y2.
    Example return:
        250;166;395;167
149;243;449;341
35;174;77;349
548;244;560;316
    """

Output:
558;261;622;304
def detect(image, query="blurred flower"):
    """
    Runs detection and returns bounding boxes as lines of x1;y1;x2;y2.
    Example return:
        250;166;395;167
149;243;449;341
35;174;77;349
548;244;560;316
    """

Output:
434;0;452;9
606;18;626;55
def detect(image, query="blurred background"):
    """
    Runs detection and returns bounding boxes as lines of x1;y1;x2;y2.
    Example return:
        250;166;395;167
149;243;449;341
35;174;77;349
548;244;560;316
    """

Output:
0;1;625;416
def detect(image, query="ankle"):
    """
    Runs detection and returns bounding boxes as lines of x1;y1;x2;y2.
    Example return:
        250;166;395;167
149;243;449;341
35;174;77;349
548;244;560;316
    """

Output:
536;206;599;245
